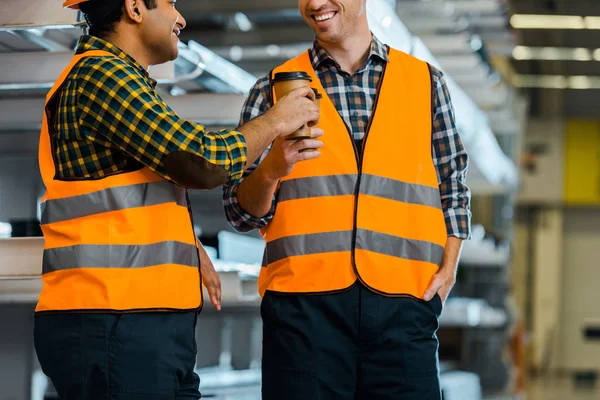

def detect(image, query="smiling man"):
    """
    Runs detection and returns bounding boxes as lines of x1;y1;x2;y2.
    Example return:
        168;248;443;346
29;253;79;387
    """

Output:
223;0;472;398
33;1;319;399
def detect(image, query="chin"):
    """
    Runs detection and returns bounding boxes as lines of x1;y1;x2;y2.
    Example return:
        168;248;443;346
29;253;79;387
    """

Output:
316;32;341;44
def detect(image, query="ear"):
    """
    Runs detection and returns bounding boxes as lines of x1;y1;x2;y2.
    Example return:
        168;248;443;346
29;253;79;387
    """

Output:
123;0;144;24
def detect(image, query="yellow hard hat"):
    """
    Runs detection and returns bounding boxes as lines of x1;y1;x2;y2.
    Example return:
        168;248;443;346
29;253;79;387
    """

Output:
63;0;90;10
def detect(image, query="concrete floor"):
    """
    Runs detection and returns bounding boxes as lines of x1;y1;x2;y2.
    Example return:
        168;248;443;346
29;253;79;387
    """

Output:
486;376;600;400
527;376;600;400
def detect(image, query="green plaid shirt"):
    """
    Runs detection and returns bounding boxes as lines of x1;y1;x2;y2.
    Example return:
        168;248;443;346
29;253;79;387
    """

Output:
49;35;247;183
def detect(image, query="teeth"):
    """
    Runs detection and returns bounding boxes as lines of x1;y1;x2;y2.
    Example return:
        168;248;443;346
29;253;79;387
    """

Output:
315;12;335;22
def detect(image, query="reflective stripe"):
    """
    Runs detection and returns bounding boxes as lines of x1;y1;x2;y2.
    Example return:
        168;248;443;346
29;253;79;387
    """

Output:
360;174;442;209
277;174;441;209
265;231;353;265
355;229;444;265
264;229;444;266
277;175;356;202
43;241;198;274
41;181;187;224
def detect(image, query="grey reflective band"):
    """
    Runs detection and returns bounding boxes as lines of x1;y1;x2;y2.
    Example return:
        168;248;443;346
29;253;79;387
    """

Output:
355;229;444;266
41;181;187;224
277;175;356;202
264;229;443;266
42;241;198;274
277;174;441;209
265;231;353;265
359;174;442;209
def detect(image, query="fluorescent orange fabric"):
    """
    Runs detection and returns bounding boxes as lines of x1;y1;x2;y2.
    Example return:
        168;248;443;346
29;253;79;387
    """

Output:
36;51;201;312
259;49;447;298
63;0;89;10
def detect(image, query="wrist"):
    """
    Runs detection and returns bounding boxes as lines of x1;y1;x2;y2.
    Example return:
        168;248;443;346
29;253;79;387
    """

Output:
438;265;457;281
257;161;281;186
263;110;284;138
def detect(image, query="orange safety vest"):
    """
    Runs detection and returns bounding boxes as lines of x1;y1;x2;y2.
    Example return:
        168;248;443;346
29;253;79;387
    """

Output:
259;48;447;299
36;50;202;313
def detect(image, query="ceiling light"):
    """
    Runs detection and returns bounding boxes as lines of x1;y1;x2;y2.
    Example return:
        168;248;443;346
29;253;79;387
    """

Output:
233;12;253;32
510;14;585;29
573;48;592;61
568;76;592;89
515;75;566;89
514;75;600;89
540;75;568;89
539;47;561;59
513;46;532;60
584;16;600;29
229;46;243;62
511;46;597;61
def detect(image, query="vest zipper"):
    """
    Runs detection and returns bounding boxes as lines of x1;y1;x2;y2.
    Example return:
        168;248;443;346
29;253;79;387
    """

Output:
348;60;384;293
347;58;418;300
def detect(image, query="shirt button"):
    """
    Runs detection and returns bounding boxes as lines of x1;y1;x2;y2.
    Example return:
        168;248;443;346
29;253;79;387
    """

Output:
352;111;359;118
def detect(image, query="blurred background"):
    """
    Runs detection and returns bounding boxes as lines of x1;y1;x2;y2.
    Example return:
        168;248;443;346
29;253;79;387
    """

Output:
1;0;600;399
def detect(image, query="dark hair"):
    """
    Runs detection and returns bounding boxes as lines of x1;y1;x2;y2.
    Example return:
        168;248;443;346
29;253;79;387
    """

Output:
80;0;158;38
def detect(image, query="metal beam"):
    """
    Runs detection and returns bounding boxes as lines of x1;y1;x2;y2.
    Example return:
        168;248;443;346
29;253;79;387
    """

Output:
12;29;71;51
0;51;73;89
164;93;246;126
177;0;298;17
0;98;44;131
184;41;258;93
0;31;46;51
0;0;80;30
0;94;246;133
181;25;315;48
0;132;39;156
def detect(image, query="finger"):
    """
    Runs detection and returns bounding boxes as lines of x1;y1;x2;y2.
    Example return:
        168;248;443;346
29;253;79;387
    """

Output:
423;275;443;301
214;276;222;310
291;139;323;152
208;284;221;311
216;284;222;310
293;149;321;161
290;86;315;101
310;128;324;138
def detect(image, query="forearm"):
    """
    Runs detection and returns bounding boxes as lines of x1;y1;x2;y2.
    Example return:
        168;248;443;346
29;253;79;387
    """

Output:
439;236;463;277
237;114;282;170
236;163;279;218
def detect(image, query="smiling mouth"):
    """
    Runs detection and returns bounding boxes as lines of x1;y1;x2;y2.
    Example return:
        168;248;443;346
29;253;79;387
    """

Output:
172;29;180;37
313;11;337;23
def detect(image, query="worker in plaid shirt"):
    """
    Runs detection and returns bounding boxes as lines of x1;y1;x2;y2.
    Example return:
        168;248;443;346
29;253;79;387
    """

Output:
223;0;471;398
34;1;318;399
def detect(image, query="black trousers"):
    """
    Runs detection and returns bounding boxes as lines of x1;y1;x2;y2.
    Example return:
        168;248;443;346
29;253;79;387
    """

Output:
261;282;443;399
34;312;200;400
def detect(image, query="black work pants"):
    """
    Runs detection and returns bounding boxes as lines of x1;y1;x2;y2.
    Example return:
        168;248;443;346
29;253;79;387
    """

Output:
261;282;443;399
34;312;201;400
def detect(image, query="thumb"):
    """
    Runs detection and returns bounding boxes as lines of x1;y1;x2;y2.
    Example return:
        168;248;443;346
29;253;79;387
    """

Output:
423;275;442;302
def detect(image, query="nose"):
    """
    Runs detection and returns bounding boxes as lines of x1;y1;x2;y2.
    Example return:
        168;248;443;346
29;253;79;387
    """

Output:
308;0;329;10
177;10;187;30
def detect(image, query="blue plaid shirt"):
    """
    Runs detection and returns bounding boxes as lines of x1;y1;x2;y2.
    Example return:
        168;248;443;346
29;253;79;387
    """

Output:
223;36;471;239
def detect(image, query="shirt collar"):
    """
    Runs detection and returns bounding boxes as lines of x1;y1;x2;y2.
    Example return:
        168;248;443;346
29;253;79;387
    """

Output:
75;35;155;84
308;34;389;70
